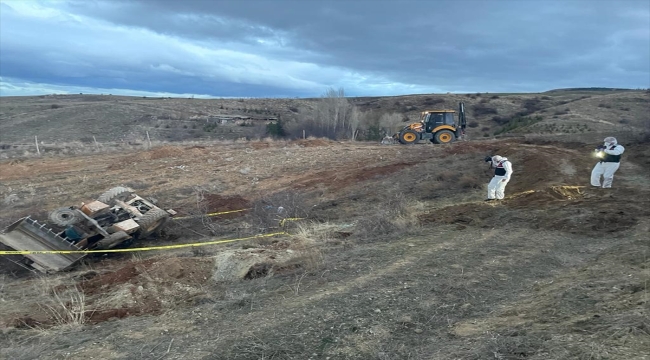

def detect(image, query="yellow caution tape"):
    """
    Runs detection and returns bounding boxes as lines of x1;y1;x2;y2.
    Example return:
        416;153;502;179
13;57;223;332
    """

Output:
279;217;306;227
0;232;288;255
173;208;251;221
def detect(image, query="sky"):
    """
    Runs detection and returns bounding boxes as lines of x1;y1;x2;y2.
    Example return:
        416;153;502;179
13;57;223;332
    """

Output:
1;0;649;98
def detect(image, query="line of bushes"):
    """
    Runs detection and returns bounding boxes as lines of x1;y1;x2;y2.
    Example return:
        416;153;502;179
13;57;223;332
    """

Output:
494;115;544;135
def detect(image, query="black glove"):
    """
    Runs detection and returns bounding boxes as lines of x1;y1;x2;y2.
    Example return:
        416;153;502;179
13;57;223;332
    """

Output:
596;145;606;150
484;156;492;163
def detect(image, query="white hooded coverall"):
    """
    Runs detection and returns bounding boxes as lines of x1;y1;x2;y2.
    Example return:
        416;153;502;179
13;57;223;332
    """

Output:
591;138;625;188
487;156;513;200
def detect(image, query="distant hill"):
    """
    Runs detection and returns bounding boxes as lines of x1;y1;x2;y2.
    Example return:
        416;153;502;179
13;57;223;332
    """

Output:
545;87;639;93
0;89;648;145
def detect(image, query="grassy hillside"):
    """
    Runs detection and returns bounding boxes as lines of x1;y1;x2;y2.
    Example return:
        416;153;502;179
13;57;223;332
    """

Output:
0;90;648;146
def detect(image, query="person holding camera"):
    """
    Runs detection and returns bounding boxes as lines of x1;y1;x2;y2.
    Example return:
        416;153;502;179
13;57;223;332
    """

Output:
591;136;625;188
484;155;513;201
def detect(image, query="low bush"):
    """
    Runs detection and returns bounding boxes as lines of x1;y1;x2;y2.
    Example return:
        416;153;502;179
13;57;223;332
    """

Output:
473;104;498;116
423;97;445;106
494;115;544;135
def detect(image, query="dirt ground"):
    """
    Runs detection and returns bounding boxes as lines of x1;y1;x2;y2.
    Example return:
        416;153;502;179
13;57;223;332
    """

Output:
0;135;649;359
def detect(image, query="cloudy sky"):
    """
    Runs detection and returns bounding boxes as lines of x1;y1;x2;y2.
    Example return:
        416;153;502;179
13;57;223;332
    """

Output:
1;0;649;98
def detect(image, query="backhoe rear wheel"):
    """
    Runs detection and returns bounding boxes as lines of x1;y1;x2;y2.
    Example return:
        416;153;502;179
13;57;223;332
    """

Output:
434;130;455;144
136;208;170;239
98;186;132;205
398;130;419;145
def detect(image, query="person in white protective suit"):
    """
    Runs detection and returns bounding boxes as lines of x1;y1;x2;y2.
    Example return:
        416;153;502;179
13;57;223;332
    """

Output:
591;136;625;188
485;155;513;201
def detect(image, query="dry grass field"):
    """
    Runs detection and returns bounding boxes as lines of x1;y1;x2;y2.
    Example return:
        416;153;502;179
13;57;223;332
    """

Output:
0;90;649;359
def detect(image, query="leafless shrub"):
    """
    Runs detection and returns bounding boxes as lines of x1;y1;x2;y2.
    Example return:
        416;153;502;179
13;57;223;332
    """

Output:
491;116;509;125
247;190;310;232
293;221;339;243
354;193;421;240
423;97;445;106
554;108;570;116
522;97;544;113
34;279;91;328
435;170;457;182
473;104;498;116
458;175;483;189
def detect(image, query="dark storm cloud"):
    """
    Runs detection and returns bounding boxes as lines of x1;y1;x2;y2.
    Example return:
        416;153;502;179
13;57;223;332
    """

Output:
1;0;648;97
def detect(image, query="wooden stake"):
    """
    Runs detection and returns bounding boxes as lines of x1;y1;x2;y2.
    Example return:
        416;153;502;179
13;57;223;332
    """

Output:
93;136;99;150
146;131;152;148
35;135;40;155
302;129;306;139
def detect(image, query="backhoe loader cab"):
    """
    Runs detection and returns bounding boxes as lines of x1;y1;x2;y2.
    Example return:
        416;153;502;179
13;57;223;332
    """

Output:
393;102;467;145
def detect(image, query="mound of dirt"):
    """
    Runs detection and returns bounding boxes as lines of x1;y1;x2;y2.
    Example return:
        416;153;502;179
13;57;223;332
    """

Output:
420;186;647;236
213;247;309;281
173;194;251;220
204;194;250;213
79;257;213;323
1;257;215;328
506;186;584;207
81;257;212;295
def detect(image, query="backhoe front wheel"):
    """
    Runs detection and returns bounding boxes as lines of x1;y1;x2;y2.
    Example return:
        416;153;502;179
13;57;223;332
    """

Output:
49;207;81;226
398;130;419;145
434;130;455;144
136;208;170;239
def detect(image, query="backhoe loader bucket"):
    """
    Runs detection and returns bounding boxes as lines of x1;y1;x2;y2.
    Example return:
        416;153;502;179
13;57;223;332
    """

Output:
0;217;86;273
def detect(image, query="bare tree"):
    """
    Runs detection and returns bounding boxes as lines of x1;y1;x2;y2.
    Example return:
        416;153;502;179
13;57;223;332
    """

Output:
310;87;355;139
349;107;361;140
379;112;404;137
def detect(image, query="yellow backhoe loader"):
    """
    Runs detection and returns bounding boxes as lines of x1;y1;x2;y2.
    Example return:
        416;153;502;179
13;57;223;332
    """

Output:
391;102;467;144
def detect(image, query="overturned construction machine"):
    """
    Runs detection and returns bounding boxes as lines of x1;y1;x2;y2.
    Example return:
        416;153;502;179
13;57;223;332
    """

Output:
0;187;176;273
388;102;467;145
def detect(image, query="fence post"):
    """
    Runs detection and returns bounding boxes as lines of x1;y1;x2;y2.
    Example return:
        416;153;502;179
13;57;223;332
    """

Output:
34;136;40;155
146;131;152;148
93;136;99;150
